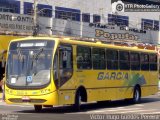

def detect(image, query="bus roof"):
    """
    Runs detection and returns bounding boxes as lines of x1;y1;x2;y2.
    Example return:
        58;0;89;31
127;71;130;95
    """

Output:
10;36;157;53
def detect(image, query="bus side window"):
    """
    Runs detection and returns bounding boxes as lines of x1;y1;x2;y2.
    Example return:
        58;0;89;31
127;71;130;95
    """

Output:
119;51;130;70
149;54;157;71
106;49;118;70
140;53;149;70
77;46;92;69
92;48;106;69
130;52;140;70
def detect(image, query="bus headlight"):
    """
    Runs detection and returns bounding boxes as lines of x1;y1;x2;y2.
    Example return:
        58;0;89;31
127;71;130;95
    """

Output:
5;89;13;94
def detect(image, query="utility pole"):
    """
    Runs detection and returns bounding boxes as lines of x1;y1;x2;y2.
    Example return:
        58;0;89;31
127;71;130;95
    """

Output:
80;11;83;37
33;0;38;36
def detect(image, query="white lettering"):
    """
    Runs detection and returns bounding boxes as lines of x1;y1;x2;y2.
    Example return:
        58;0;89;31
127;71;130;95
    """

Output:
90;114;105;120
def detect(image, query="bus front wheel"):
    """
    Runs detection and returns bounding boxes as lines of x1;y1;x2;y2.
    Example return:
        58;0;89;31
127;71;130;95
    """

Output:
73;91;82;111
34;105;42;112
133;87;141;104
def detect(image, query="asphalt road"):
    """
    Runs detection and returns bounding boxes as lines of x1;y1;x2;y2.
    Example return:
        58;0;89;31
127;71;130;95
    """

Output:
0;93;160;120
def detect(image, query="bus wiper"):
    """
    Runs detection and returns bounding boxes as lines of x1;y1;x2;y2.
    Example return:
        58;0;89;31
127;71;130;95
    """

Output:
17;48;23;60
33;48;44;60
31;48;44;75
17;48;25;71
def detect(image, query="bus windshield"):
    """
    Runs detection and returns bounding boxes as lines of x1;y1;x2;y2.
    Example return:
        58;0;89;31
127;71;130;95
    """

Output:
6;40;54;89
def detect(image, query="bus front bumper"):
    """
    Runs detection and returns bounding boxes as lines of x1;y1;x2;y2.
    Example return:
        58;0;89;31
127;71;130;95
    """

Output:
5;91;59;106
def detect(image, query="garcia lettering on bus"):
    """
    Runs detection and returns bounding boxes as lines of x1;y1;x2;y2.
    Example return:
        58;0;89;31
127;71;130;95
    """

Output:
97;72;129;80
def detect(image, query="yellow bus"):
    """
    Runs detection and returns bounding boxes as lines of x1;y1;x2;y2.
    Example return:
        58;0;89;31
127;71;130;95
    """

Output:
5;36;158;112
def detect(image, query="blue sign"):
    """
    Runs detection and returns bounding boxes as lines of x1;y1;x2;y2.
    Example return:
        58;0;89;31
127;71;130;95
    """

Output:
27;76;32;83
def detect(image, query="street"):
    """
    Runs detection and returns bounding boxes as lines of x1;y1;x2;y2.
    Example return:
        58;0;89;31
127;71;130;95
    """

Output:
0;93;160;120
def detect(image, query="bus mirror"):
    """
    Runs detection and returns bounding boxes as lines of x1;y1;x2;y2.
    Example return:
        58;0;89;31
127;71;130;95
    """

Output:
0;50;7;68
2;59;5;68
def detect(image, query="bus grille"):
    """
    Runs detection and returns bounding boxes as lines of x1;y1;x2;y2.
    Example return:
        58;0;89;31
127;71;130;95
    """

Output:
8;98;47;103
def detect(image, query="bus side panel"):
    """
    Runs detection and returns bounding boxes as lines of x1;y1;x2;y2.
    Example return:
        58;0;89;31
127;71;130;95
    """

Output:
141;86;158;97
58;90;75;105
116;87;133;100
141;71;158;97
86;87;133;102
87;88;108;102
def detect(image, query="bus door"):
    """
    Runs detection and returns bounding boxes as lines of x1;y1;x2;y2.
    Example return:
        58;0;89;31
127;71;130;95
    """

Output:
54;44;73;104
58;45;73;87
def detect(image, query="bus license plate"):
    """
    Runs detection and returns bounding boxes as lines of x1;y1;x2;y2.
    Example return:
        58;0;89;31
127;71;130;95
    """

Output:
22;96;30;102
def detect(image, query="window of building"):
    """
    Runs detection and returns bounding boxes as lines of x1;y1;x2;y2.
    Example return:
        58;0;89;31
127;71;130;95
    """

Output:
108;14;129;26
149;54;157;71
141;19;159;31
93;14;101;23
55;7;80;21
77;46;92;69
92;48;105;69
0;0;20;13
130;52;140;70
140;53;149;70
24;2;33;15
154;20;159;31
119;51;130;70
82;13;90;22
38;4;52;17
106;49;118;70
24;2;52;17
142;19;153;30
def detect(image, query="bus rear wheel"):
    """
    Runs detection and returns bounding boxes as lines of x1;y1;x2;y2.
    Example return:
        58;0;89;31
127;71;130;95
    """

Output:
34;105;42;112
132;87;141;104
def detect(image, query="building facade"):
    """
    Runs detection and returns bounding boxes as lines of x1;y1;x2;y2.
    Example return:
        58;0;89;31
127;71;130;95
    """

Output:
0;0;159;44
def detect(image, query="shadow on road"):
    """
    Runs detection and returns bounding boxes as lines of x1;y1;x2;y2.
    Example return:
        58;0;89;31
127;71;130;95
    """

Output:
17;96;160;114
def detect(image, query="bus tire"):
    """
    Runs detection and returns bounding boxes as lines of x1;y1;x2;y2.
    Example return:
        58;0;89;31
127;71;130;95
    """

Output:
73;90;82;111
34;105;42;112
132;86;141;104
